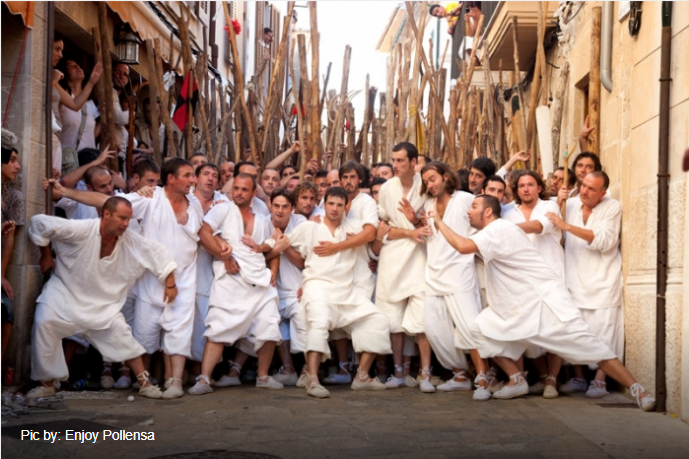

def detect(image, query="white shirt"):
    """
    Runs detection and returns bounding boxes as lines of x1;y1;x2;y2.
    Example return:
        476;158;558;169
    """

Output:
376;174;429;302
252;196;271;217
288;218;364;307
193;191;230;297
470;219;580;341
272;213;307;300
60;99;99;151
346;192;379;296
503;199;564;278
28;216;176;329
424;191;477;295
564;196;623;310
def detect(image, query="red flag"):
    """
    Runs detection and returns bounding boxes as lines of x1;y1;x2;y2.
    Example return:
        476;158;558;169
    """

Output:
172;71;198;132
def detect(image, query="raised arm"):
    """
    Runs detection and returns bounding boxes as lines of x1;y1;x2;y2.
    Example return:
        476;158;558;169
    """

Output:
48;179;110;209
433;216;479;255
265;141;300;170
55;62;102;111
59;145;116;189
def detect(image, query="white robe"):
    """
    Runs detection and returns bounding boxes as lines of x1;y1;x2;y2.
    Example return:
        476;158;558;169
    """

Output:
28;216;177;330
376;174;429;302
503;199;565;278
345;192;379;299
564;196;623;310
469;219;580;342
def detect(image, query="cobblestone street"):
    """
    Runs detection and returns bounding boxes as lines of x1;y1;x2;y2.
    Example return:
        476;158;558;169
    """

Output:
3;385;689;459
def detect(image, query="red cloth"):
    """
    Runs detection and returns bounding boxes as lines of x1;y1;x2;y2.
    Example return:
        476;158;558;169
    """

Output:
172;72;198;132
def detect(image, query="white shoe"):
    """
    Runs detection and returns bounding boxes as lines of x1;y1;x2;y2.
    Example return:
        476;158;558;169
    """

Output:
256;375;284;390
404;375;419;388
323;362;352;384
164;377;175;390
27;384;56;399
384;375;406;388
272;367;298;386
630;383;656;412
162;383;184;399
418;367;436;393
113;375;132;390
306;374;330;399
135;371;163;399
296;369;309;388
543;384;559;399
493;373;529;399
529;381;545;394
215;374;242;387
351;373;387;391
188;376;214;395
100;375;114;389
131;375;156;390
486;369;504;393
473;386;492;401
437;371;473;391
560;377;587;394
585;380;610;399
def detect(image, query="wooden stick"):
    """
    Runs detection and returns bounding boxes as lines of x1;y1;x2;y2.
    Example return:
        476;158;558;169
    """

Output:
144;40;162;164
297;34;313;160
511;16;529;159
309;2;324;160
385;53;396;159
589;6;602;155
319;62;332;115
406;1;428;146
327;45;352;152
193;56;214;162
404;2;452;159
525;2;546;151
289;44;307;181
96;4;118;171
457;15;486;117
223;2;258;165
551;61;569;170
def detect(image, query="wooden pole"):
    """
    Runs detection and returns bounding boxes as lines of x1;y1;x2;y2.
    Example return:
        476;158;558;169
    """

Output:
309;2;324;160
193;54;214;162
406;2;428;146
144;40;162;164
525;2;546;150
589;6;602;155
511;16;529;159
289;46;307;181
385;54;396;158
551;61;569;169
327;45;352;152
96;3;118;171
223;2;259;165
297;34;313;159
153;38;176;157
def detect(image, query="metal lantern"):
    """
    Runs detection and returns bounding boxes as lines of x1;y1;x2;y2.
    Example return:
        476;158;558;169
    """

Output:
117;28;140;65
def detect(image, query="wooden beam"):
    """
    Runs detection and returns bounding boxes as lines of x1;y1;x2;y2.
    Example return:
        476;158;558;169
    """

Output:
96;4;117;171
511;16;529;159
145;39;162;164
327;45;352;152
297;34;313;160
589;6;602;155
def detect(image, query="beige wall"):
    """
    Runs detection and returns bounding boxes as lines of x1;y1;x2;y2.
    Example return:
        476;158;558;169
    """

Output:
551;2;688;419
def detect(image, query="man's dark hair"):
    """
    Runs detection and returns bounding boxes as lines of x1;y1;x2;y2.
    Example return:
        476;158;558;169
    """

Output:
293;181;318;199
1;147;17;164
133;158;160;178
280;164;297;177
378;162;394;174
324;186;349;206
77;148;101;167
190;152;208;161
457;169;471;192
429;4;442;15
339;160;365;182
471;157;496;179
587;170;610;190
234;172;257;191
270;187;295;207
315;169;328;179
264;27;273;34
161;157;192;186
370;177;387;188
512;170;547;205
84;166;111;187
420;161;460;197
196;163;220;178
572;152;602;174
392;141;418;162
554;167;577;187
234;160;257;177
102;196;131;216
482;174;506;192
418;155;430;166
476;194;501;218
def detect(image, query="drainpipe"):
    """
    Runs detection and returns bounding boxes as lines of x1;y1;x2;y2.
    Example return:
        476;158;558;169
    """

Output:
656;1;672;414
600;1;613;92
44;2;54;214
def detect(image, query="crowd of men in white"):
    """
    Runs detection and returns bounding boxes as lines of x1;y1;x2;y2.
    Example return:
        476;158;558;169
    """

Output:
25;141;655;412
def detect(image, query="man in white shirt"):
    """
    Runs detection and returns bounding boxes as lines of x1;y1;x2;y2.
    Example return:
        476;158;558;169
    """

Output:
26;197;177;400
287;187;391;398
547;171;625;399
431;194;655;411
504;170;565;398
376;142;433;392
419;161;491;401
188;173;283;395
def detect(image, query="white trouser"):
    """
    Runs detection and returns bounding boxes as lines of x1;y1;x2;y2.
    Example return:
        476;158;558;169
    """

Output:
133;298;194;358
278;296;307;354
376;291;425;335
424;289;482;371
472;304;617;365
580;307;624;370
305;300;392;361
32;303;144;382
190;294;210;362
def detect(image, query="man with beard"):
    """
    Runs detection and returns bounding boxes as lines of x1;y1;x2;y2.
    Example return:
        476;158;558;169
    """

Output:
429;194;655;412
503;171;565;399
293;182;319;219
419;162;491;400
188;173;283;394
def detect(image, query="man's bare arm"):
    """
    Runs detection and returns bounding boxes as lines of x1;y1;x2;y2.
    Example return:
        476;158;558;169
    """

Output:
284;246;305;269
49;179;110;209
198;223;232;259
434;218;479;254
516;220;543;234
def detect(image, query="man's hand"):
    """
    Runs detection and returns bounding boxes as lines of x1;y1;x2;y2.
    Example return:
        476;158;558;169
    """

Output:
377;221;390;240
297;287;303;302
92;144;117;168
309;215;322;224
411;226;430;243
306;158;319;175
88;62;103;85
136;186;156;198
368;259;378;273
271;228;284;240
163;284;178;304
1;277;13;300
270;269;277;287
322;148;333;168
545;212;568;231
52;168;61;180
217;238;233;259
2;221;16;239
274;234;290;253
44;178;65;201
242;235;267;253
398;198;419;225
579;115;595;149
224;257;240;274
557;186;570;206
290;140;301;153
504;150;531;171
111;171;127;191
314;241;341;257
39;251;55;274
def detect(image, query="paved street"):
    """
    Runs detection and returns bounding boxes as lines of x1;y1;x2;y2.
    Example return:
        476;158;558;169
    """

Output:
2;385;689;459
